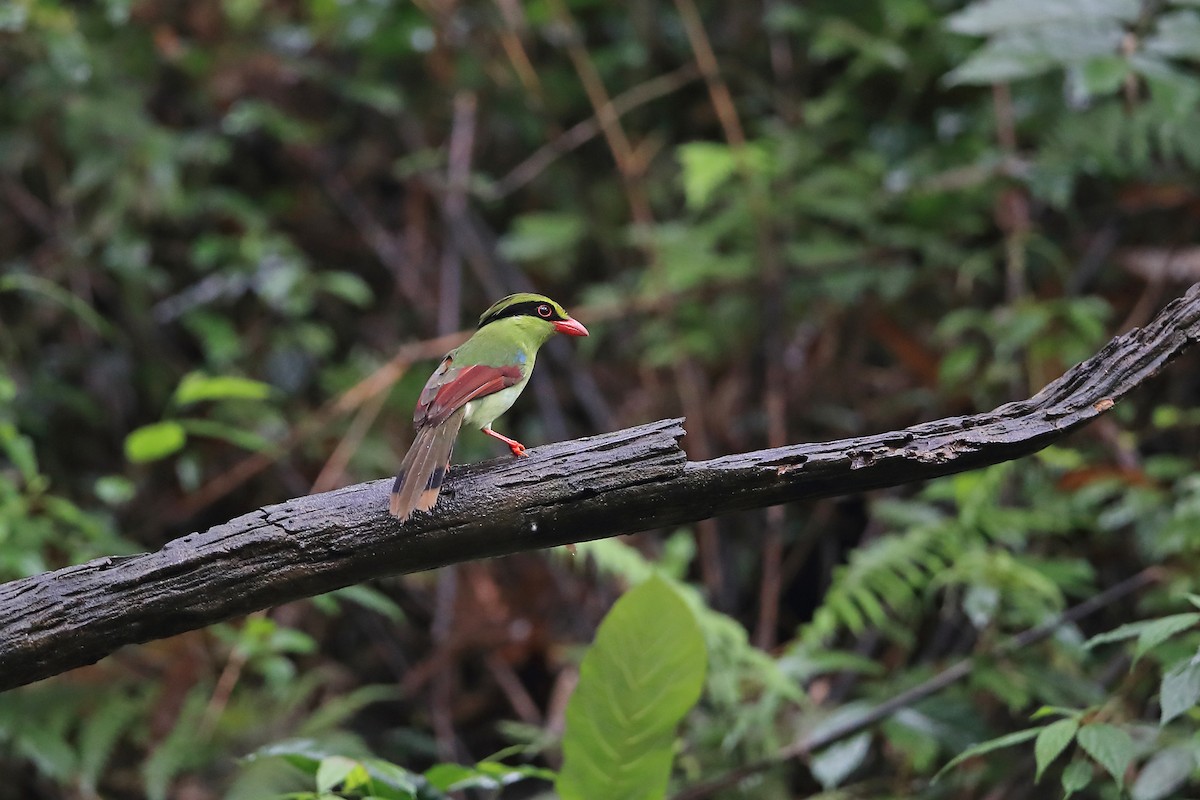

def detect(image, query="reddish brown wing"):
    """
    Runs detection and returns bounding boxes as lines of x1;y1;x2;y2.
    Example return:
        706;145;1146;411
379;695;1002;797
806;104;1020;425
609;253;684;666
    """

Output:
414;356;522;428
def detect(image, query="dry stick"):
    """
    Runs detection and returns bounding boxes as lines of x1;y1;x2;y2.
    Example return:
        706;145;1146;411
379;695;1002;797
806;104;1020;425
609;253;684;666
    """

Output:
487;64;700;199
1;284;1198;692
670;568;1161;800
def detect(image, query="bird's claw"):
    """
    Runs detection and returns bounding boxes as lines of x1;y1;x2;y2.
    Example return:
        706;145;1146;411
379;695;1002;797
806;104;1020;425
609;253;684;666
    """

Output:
510;443;528;457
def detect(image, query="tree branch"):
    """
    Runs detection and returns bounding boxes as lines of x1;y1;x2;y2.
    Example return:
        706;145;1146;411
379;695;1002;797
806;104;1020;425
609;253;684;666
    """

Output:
2;283;1199;692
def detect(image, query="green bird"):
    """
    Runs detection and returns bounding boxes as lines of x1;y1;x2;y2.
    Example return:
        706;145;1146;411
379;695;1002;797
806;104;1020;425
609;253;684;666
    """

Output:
389;293;589;521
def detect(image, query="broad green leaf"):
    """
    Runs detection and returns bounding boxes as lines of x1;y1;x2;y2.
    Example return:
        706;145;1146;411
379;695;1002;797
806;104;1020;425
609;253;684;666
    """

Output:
173;372;272;406
1076;723;1133;789
945;22;1125;86
94;475;135;506
319;271;374;307
1061;760;1093;797
245;738;342;774
934;726;1044;781
124;421;187;463
425;760;553;792
1134;613;1200;662
947;0;1139;35
1084;612;1200;652
1034;718;1078;781
497;212;586;270
1077;56;1130;96
316;756;359;793
555;574;707;800
1131;745;1195;800
1160;656;1200;724
677;142;769;211
811;732;871;790
1144;10;1200;60
360;758;420;796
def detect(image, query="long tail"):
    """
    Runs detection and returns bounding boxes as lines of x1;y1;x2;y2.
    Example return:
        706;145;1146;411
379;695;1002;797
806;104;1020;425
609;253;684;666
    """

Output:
389;409;465;521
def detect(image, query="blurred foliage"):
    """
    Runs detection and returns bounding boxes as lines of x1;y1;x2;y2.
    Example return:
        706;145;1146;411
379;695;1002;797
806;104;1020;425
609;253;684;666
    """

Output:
2;0;1200;797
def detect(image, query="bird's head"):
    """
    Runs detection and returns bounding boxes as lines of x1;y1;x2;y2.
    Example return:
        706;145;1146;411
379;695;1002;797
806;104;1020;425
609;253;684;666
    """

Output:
477;293;589;343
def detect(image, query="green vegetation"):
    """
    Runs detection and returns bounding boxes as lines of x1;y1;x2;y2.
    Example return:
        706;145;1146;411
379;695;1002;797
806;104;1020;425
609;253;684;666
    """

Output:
3;0;1200;796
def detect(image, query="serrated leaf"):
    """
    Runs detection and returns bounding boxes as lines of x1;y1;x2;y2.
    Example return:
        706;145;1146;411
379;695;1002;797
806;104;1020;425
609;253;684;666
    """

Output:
173;372;272;406
1160;656;1200;724
934;726;1044;781
1061;760;1093;797
1076;723;1133;789
124;421;187;463
555;575;707;800
1035;718;1078;782
1131;745;1196;800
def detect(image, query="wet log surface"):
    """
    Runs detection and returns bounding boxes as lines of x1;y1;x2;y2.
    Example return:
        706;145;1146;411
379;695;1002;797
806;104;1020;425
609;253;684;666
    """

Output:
1;283;1198;692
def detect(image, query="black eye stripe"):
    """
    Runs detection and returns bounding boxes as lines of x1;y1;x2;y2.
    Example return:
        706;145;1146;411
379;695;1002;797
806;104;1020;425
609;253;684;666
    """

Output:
479;300;566;328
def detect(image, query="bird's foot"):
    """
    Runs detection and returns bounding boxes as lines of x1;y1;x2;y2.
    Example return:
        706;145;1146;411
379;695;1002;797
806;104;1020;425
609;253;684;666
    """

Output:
483;426;528;457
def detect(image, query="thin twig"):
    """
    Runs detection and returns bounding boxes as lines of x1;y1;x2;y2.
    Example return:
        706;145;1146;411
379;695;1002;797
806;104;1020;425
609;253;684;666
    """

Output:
486;65;700;199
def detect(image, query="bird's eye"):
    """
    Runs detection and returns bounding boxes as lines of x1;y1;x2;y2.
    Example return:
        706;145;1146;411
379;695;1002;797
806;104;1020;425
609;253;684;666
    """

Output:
537;303;552;318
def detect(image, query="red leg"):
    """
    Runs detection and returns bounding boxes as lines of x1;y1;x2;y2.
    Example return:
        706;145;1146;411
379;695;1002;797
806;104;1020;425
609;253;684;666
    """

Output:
482;426;527;457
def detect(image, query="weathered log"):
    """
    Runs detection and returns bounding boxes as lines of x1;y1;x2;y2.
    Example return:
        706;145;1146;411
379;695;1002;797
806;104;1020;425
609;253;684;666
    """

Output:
1;283;1197;692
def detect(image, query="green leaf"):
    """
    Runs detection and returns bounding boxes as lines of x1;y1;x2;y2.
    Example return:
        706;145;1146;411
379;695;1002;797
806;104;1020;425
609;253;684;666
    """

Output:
946;0;1140;35
1134;613;1200;662
1160;656;1200;724
1076;723;1133;789
1077;56;1130;96
945;21;1125;86
1144;10;1200;60
1034;718;1078;782
319;271;374;307
79;694;143;788
173;372;273;406
934;726;1043;781
94;475;136;506
811;732;871;790
676;142;769;211
1131;745;1196;800
244;738;340;774
497;212;586;271
124;421;187;463
1061;760;1093;797
555;575;707;800
316;756;358;793
1084;612;1200;656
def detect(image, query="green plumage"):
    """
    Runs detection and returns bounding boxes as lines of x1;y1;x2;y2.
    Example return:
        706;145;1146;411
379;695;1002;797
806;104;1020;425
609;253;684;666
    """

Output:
389;294;587;521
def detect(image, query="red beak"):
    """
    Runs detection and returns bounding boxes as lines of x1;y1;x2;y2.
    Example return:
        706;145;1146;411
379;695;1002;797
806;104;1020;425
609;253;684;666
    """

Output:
553;318;589;337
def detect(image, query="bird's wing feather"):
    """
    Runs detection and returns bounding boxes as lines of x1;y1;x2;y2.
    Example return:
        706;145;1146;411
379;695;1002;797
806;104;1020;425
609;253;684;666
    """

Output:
415;358;523;427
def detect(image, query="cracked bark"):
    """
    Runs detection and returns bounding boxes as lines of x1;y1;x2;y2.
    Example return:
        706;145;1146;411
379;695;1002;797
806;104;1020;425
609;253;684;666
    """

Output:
1;283;1199;692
